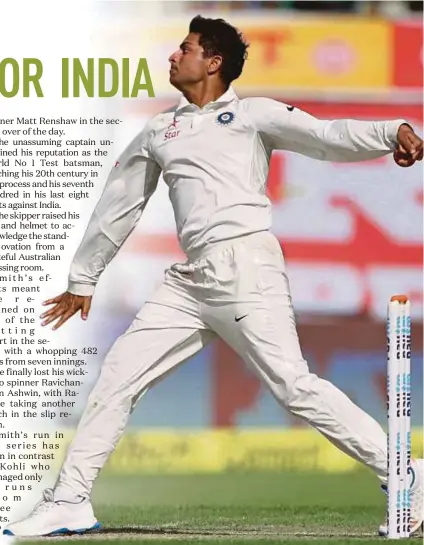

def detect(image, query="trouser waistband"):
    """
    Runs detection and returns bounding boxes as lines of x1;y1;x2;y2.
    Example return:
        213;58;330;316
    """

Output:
186;230;275;262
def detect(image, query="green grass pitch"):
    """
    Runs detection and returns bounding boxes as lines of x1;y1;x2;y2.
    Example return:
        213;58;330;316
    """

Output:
22;470;423;544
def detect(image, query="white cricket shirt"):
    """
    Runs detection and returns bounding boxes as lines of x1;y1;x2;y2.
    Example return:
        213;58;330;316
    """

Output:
68;87;407;296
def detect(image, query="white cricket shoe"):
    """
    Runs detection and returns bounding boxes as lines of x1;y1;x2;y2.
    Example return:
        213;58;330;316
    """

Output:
2;488;101;537
378;458;424;537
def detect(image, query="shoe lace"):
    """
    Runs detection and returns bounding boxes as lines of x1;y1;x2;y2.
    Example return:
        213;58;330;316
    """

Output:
29;488;56;518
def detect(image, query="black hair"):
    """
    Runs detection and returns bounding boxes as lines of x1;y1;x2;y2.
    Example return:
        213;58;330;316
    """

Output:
189;15;249;86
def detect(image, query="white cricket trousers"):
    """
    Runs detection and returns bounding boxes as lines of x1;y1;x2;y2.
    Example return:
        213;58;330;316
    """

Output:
54;230;387;500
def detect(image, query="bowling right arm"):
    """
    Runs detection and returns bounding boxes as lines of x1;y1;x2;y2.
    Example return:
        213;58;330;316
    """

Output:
67;123;162;297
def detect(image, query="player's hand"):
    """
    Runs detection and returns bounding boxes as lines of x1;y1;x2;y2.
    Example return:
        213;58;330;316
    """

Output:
40;291;92;330
394;124;423;167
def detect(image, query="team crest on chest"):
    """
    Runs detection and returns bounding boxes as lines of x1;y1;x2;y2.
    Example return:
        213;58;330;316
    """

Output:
216;111;235;126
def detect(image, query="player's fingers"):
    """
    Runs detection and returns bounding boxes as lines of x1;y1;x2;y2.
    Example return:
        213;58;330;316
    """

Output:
393;150;414;167
51;311;75;330
81;298;92;320
395;144;415;162
41;303;78;326
404;132;422;158
413;141;423;161
41;297;75;319
41;311;66;327
397;157;415;167
42;293;65;306
40;305;62;320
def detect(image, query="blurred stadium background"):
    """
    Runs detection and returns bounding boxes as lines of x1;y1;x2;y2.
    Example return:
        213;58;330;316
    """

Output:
69;0;423;476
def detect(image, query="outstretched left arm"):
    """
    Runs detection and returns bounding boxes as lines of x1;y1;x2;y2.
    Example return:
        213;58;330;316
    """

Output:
246;97;423;166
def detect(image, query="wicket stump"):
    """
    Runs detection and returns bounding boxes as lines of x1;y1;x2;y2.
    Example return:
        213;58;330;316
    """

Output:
387;295;411;539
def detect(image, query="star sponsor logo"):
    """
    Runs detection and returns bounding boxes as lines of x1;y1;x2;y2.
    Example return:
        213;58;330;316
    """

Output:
168;118;179;129
164;118;180;140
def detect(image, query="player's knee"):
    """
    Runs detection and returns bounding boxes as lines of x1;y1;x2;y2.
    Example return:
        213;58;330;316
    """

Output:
285;372;320;410
264;358;310;405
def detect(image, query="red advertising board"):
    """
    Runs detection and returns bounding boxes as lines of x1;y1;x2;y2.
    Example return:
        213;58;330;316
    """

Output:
392;21;423;88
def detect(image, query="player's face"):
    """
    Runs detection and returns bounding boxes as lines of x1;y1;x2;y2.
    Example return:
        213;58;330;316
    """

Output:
168;33;211;89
